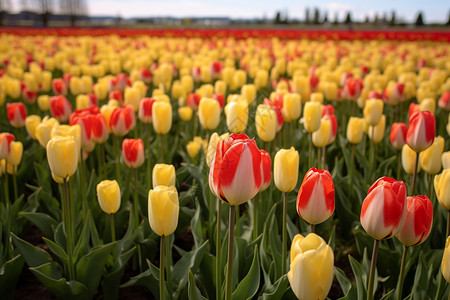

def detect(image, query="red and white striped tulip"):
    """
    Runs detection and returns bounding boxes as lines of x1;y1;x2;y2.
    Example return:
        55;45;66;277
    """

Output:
263;98;284;132
0;133;15;159
138;97;155;124
69;109;95;152
360;177;407;240
406;111;435;153
50;96;72;122
90;107;109;144
396;195;433;246
7;102;27;128
187;93;201;110
209;133;262;206
52;78;67;96
438;92;450;111
297;168;335;225
260;149;272;191
390;123;408;150
22;87;37;104
110;106;134;137
122;138;145;168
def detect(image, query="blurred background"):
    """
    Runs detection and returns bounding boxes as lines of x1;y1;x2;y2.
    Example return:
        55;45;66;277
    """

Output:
0;0;449;29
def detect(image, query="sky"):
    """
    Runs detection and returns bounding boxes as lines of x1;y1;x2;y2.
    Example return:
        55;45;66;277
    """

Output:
11;0;450;22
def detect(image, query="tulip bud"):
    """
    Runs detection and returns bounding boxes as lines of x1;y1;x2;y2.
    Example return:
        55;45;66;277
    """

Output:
402;144;421;174
434;169;450;210
406;111;435;153
260;150;272;191
225;101;248;133
178;106;193;121
241;84;256;105
274;147;299;193
347;117;365;144
76;95;90;110
303;102;322;133
0;133;15;160
152;101;172;134
38;95;50;112
91;110;109;144
6;102;27;128
368;115;386;143
438;92;450;111
363;99;384;126
46;136;78;181
443;237;450;283
153;163;176;188
419;98;436;115
206;132;229;168
148;185;179;236
281;93;302;122
25;115;41;140
97;180;121;214
288;233;334;300
139;97;155;124
50;96;72;122
323;82;338;101
420;136;444;175
198;98;221;130
187;93;201;110
360;177;406;240
215;80;227;95
186;140;201;159
255;104;277;142
442;152;450;170
396;196;433;246
52;78;67;96
122;138;144;169
110;106;133;137
35;117;60;148
390;123;407;150
209;133;262;205
94;82;108;101
310;93;324;104
297;168;335;225
312;118;331;148
124;87;141;112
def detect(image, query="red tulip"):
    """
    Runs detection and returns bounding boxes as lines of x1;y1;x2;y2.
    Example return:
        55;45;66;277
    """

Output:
260;149;272;191
211;93;225;109
390;123;407;150
70;109;95;152
0;132;15;159
109;90;123;103
187;93;201;110
7;102;27;128
297;168;335;225
438;92;450;111
368;91;383;100
322;106;337;144
263;98;284;132
115;73;131;91
209;133;262;206
110;106;134;137
360;177;407;240
406;111;435;152
408;103;420;119
22;87;37;104
91;111;109;144
52;78;67;96
122;138;144;168
309;75;319;92
50;96;72;122
210;61;223;78
340;72;353;87
396;195;433;246
140;68;152;84
343;78;363;100
138;97;155;124
87;94;98;107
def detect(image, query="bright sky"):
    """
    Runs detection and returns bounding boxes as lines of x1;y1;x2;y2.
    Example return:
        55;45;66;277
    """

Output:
11;0;450;22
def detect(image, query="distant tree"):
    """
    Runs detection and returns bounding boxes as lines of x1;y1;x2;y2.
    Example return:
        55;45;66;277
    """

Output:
446;11;450;26
60;0;87;27
35;0;53;26
0;0;12;27
374;12;379;25
274;11;281;24
415;11;424;26
390;10;396;26
323;12;328;24
344;11;352;24
333;12;339;25
364;15;369;23
305;7;310;24
313;7;320;24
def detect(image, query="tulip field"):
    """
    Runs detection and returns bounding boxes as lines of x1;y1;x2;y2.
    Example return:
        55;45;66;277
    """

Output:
1;28;450;300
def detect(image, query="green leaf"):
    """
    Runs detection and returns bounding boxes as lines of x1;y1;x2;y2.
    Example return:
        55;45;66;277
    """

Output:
188;269;207;300
335;267;356;298
19;212;58;238
43;237;68;265
348;255;366;300
76;243;115;299
259;274;288;300
73;211;92;262
190;197;204;248
11;233;52;267
232;245;260;300
102;247;136;300
0;254;24;300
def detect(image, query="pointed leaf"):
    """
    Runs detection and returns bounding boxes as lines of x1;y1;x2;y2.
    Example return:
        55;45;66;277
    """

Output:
232;245;260;300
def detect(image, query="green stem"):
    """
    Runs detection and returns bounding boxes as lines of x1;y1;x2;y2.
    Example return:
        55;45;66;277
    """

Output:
396;151;401;179
114;136;120;183
133;168;139;229
79;149;87;216
253;193;260;240
308;133;313;169
160;235;165;300
410;152;420;195
317;147;321;169
309;223;315;233
282;192;287;275
110;214;116;242
216;199;222;300
63;178;75;280
427;174;433;200
396;245;408;300
165;236;171;294
3;160;11;259
225;206;236;300
12;170;18;201
147;124;152;188
159;134;164;163
322;146;326;169
367;239;380;300
349;144;355;190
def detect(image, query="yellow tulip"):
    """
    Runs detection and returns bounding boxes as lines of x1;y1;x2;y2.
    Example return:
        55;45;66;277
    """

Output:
148;185;179;236
420;136;444;175
198;98;221;130
310;92;324;104
171;80;185;100
76;95;90;110
6;141;23;168
225;101;248;133
256;104;277;142
282;93;302;122
241;84;256;105
368;115;386;143
205;132;229;168
94;82;108;101
254;69;268;89
442;151;450;169
346;117;365;144
97;180;121;214
46;136;78;181
152;101;172;134
153;163;176;188
303;102;322;133
323;82;338;101
41;71;52;92
51;124;81;155
7;78;21;99
274;147;299;193
215;80;227;95
124;87;141;111
178;106;193;122
288;233;334;300
419;98;436;114
186;140;201;158
37;95;50;112
35;116;60;148
69;76;83;95
181;75;194;93
25;115;42;140
402;144;421;175
24;72;38;92
435;169;450;210
442;237;450;283
313;119;331;148
363;99;384;126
